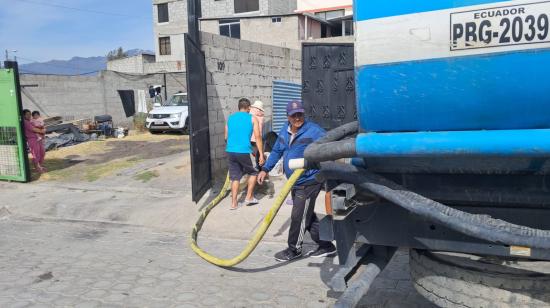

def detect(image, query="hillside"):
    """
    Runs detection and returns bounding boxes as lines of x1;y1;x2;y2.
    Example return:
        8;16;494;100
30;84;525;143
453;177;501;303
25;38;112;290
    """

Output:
19;49;153;75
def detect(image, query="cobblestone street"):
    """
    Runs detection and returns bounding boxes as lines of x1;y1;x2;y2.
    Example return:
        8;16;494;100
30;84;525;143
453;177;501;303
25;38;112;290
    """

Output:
0;216;433;307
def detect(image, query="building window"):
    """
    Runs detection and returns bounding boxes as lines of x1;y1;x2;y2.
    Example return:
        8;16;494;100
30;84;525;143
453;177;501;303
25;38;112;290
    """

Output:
219;19;240;39
315;9;345;20
272;17;281;23
234;0;259;14
343;20;354;36
157;3;169;23
159;37;171;55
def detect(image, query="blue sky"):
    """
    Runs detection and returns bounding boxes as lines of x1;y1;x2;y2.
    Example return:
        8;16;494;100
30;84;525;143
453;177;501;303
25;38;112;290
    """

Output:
0;0;154;64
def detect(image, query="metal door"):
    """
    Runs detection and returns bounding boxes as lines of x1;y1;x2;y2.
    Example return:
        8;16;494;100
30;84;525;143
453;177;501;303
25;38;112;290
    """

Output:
0;61;29;182
302;43;356;131
272;80;301;133
185;34;212;202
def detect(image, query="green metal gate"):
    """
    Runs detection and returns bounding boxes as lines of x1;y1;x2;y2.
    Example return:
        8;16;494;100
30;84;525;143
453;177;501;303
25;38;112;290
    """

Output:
0;62;29;182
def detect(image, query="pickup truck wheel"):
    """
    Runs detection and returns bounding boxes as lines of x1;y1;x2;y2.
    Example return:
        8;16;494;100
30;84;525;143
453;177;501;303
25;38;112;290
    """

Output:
409;249;550;307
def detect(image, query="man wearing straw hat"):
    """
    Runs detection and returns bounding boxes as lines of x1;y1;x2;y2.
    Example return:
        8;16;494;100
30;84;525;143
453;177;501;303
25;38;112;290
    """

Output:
249;100;265;169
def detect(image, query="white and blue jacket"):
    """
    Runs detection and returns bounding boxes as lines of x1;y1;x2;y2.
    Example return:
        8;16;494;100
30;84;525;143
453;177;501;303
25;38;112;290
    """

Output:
262;121;325;186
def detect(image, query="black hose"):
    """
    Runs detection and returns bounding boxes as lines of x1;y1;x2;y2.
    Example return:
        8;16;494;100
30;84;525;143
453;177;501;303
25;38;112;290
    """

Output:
317;162;550;250
304;121;358;163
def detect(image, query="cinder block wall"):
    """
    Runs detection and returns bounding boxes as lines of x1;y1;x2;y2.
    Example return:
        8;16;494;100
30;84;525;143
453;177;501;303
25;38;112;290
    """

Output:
200;32;301;178
20;71;187;126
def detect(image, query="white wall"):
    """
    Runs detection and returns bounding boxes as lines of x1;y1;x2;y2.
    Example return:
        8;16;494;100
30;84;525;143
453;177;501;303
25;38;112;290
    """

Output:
296;0;352;13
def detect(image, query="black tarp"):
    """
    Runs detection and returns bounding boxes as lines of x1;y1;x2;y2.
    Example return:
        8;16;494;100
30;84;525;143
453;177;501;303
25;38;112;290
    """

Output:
117;90;136;117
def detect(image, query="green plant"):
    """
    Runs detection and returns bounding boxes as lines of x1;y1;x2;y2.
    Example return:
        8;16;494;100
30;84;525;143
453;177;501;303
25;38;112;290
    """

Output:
133;170;160;183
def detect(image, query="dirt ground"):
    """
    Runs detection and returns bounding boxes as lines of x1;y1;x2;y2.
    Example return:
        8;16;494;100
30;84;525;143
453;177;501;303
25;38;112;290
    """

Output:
34;132;190;183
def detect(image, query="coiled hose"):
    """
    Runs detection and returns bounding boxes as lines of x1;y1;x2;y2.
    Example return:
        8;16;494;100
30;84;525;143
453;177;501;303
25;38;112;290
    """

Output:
190;169;305;267
317;162;550;250
299;121;550;249
304;121;358;163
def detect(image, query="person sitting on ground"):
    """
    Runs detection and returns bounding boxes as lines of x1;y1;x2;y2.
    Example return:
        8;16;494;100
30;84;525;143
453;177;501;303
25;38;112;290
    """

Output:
31;111;45;141
225;98;265;210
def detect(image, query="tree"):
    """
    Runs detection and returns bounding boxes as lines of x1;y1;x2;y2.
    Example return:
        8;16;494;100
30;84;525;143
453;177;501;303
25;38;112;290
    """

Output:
106;47;128;61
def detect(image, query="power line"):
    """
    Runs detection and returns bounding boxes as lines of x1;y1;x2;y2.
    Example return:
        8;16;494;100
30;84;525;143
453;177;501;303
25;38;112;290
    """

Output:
19;69;101;76
17;0;144;18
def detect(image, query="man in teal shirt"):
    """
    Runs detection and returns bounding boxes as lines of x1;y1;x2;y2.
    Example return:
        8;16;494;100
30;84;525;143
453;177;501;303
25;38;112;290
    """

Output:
225;98;265;210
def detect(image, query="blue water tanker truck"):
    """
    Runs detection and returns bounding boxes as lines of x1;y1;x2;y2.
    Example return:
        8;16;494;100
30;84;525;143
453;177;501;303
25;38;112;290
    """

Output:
297;0;550;306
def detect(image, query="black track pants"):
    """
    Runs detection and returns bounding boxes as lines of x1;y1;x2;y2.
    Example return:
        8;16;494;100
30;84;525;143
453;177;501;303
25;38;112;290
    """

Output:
287;183;333;252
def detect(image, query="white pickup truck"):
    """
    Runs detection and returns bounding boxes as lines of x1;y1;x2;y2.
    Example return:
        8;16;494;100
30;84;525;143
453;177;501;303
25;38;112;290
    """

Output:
146;92;189;134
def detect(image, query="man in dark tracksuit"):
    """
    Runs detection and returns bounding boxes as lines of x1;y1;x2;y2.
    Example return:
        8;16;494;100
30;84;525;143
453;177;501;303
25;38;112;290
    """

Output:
257;101;336;262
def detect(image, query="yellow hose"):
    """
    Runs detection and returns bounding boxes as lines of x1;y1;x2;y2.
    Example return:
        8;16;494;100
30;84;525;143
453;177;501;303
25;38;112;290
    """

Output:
190;169;305;267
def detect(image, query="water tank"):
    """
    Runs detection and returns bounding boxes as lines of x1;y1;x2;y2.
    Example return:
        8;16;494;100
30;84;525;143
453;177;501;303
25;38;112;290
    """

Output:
354;0;550;132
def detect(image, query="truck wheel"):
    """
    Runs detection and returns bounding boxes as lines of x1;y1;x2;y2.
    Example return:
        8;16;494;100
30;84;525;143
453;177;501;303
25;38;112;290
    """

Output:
409;249;550;307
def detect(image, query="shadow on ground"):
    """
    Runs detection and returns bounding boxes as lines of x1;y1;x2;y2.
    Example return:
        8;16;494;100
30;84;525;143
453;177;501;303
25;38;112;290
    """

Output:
30;158;84;181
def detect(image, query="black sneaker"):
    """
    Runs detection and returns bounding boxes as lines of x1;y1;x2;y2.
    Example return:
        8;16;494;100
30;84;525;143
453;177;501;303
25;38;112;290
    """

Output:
274;248;302;262
309;245;337;258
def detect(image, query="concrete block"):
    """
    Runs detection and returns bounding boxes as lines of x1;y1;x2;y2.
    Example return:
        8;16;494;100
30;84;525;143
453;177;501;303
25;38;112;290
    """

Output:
238;51;249;64
217;135;227;147
216;85;231;97
218;110;227;122
273;47;285;58
200;32;214;45
241;86;254;98
229;86;243;98
205;58;219;72
253;86;266;97
215;34;228;47
211;33;226;47
211;70;229;85
240;40;253;53
224;48;238;61
214;147;224;160
226;61;241;72
227;37;240;50
209;46;225;60
208;110;218;122
214;122;225;134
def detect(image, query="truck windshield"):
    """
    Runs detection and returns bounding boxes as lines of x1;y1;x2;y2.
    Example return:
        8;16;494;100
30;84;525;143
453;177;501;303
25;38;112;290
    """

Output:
163;95;188;106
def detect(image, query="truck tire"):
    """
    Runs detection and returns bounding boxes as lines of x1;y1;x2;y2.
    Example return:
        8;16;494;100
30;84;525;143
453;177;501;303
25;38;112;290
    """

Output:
409;249;550;307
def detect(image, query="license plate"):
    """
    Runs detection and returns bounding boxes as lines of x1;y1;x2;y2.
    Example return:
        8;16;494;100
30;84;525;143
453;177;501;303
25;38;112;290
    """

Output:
451;2;550;51
154;120;164;125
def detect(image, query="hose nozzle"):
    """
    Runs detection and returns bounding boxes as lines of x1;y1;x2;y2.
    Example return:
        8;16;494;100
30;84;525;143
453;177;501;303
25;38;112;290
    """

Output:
289;158;306;170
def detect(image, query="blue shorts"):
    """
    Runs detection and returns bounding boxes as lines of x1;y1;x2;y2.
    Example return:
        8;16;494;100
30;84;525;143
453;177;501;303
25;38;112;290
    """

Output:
227;152;258;181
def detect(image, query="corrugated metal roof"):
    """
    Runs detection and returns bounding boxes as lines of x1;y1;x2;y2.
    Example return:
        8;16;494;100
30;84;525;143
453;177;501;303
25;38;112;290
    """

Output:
272;80;301;133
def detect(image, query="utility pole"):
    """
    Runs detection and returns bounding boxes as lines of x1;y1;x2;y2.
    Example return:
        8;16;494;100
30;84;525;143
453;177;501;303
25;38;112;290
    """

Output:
187;0;201;45
163;73;167;100
4;49;17;61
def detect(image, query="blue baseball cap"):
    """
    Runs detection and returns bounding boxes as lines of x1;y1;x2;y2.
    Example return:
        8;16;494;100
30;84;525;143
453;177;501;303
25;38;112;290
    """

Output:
287;100;305;116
